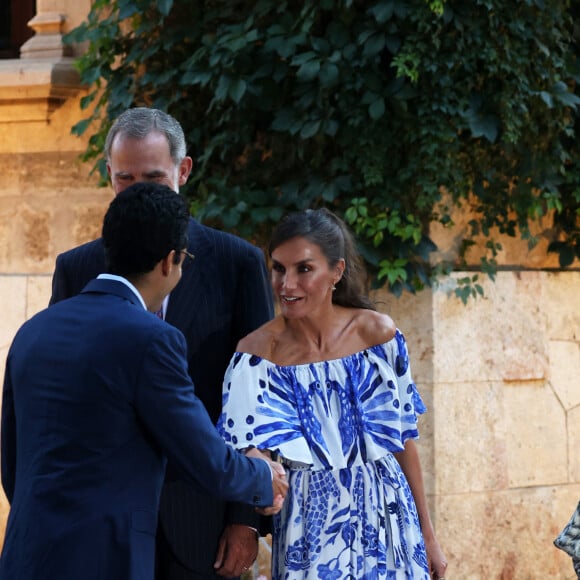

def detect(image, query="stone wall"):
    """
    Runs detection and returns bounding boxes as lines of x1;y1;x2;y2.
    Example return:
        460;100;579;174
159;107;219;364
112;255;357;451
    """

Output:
0;2;578;578
382;272;580;579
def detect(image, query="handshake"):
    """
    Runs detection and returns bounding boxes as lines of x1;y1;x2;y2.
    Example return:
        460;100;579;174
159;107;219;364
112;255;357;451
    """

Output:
245;447;289;516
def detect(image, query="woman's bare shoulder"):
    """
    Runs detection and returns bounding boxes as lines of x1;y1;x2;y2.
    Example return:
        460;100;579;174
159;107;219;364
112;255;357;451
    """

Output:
236;317;285;357
356;309;397;346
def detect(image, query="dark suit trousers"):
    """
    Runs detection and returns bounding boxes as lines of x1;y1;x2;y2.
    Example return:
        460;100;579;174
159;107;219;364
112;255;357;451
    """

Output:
156;526;238;580
156;481;239;580
156;528;232;580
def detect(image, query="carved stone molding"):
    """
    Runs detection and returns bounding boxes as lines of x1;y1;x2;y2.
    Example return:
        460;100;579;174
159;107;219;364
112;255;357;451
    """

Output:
0;58;82;122
0;8;82;122
20;12;71;60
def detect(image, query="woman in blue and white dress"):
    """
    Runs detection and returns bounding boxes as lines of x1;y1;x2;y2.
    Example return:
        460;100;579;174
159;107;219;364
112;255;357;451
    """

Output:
219;208;448;580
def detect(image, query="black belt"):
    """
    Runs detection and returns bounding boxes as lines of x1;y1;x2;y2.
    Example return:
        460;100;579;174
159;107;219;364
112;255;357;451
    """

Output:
272;452;311;471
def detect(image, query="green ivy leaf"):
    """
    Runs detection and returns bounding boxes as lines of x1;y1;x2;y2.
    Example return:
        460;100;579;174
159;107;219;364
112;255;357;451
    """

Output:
228;79;247;103
119;1;139;20
300;120;321;139
363;33;386;58
157;0;174;16
369;97;385;120
319;63;339;87
72;118;91;136
215;76;230;102
296;59;321;81
271;109;297;132
370;2;395;24
468;114;499;143
552;82;580;107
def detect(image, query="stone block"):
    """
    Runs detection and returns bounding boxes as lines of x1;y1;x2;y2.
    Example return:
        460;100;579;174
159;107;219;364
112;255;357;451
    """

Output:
49;199;109;261
370;287;434;386
433;272;549;383
436;484;580;579
14;201;105;267
27;275;53;316
21;205;51;264
0;345;8;392
0;276;26;351
433;381;508;494
0;489;8;550
545;272;580;341
416;386;435;499
0;346;12;548
0;201;54;273
549;340;580;410
72;203;107;247
0;90;90;155
569;405;580;483
0;203;13;266
503;381;568;487
0;153;89;186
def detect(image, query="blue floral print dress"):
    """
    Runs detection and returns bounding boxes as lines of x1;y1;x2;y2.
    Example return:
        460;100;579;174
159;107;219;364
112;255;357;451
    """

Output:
218;330;430;579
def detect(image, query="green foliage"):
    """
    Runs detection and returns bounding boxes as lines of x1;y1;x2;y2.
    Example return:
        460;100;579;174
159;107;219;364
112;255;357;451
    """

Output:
66;0;580;295
454;274;484;305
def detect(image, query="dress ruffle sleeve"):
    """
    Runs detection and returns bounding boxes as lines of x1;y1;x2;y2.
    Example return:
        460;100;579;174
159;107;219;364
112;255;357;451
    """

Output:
218;329;426;470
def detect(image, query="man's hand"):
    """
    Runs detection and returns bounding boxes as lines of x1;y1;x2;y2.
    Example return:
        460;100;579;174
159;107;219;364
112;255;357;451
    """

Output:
245;447;288;515
213;523;259;578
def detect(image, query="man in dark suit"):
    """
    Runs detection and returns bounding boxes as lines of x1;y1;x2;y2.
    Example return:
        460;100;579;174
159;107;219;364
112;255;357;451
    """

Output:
49;108;275;579
0;183;286;580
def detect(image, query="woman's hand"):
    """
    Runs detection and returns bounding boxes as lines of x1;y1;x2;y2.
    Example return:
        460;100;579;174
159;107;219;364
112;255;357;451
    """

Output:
425;534;448;579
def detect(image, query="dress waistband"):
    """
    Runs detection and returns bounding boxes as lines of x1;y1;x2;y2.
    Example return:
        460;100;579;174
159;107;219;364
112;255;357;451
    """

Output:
271;452;311;471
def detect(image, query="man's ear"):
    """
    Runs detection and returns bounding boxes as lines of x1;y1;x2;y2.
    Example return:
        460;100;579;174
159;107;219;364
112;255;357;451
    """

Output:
178;157;193;186
160;251;177;276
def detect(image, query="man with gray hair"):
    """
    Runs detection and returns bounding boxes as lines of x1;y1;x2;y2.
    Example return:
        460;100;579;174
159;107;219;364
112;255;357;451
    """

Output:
50;108;275;579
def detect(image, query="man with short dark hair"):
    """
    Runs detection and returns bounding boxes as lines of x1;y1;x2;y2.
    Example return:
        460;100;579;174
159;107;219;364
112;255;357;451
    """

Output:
49;108;275;579
0;182;286;580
